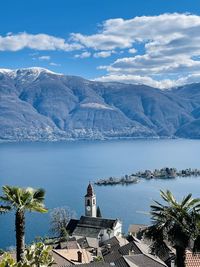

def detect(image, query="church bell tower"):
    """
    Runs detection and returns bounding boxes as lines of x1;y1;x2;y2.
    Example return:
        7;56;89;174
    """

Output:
85;183;97;217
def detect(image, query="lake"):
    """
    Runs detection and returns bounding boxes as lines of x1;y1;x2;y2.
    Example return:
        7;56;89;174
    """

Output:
0;139;200;249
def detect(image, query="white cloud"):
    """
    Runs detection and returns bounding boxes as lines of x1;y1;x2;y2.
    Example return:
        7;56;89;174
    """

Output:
38;55;51;60
71;13;200;51
94;73;200;89
71;32;130;50
93;50;113;58
74;51;91;58
2;14;200;88
102;55;200;76
77;13;200;88
49;62;61;66
94;74;176;89
128;48;137;54
0;32;82;51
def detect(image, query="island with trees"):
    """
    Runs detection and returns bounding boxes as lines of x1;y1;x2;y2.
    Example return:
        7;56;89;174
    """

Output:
95;167;200;186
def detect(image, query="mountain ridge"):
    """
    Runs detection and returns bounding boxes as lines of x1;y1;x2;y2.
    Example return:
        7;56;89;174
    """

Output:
1;67;200;141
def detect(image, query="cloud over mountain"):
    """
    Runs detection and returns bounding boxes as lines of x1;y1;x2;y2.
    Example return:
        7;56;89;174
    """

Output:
71;13;200;88
2;14;200;88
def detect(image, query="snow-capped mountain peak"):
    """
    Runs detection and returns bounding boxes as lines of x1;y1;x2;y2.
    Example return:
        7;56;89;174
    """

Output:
0;67;62;78
0;67;63;85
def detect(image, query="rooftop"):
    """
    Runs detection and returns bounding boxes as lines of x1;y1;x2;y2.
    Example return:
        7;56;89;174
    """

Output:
67;216;120;239
124;254;167;267
185;251;200;267
64;262;110;267
128;225;148;234
85;183;95;197
53;247;92;265
78;216;118;230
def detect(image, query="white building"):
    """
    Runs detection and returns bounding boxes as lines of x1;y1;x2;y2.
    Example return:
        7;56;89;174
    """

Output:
66;183;122;242
85;183;97;217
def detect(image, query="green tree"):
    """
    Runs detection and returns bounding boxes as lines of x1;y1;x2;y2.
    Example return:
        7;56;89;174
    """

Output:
93;256;103;262
145;190;200;267
0;243;54;267
60;227;69;242
0;186;47;263
0;253;17;267
24;242;54;266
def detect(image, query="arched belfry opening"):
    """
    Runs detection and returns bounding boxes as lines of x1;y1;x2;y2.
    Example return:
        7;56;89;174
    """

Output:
85;183;97;217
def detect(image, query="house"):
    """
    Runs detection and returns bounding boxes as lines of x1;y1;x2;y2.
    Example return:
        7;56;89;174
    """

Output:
100;236;167;267
67;183;122;243
67;215;122;243
128;224;148;238
124;254;167;267
53;247;92;265
185;251;200;267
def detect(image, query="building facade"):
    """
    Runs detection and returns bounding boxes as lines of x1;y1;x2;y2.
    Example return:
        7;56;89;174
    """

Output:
66;183;122;243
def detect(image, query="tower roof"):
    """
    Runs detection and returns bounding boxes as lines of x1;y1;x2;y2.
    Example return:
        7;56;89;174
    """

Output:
85;183;95;197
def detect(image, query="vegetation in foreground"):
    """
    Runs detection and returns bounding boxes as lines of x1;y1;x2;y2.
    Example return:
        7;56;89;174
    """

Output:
145;190;200;267
1;185;200;267
0;242;54;267
0;186;47;264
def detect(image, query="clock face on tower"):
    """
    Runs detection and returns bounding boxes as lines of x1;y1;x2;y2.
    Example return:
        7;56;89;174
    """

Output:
87;206;91;211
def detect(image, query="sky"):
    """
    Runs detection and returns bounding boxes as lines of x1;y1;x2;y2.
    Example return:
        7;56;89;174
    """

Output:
1;0;200;88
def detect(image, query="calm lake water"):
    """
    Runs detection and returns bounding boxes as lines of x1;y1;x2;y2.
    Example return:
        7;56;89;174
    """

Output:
0;139;200;249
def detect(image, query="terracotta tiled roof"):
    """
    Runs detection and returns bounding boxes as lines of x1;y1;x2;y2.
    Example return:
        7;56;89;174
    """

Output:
64;262;110;267
51;250;72;266
185;251;200;267
53;247;92;265
128;224;148;234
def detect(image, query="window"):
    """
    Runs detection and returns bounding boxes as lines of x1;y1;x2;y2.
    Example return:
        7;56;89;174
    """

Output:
93;199;95;205
87;199;90;206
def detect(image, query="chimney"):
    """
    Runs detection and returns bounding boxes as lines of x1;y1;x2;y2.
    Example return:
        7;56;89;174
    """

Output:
107;244;111;250
170;259;175;267
169;252;175;267
77;251;82;263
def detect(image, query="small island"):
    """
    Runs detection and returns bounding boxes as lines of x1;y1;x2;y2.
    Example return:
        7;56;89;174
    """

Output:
95;167;200;186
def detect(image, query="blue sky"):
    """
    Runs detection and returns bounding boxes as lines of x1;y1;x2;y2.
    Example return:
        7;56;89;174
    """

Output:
1;0;200;88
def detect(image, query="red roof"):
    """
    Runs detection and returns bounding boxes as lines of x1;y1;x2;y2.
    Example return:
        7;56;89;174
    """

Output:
85;183;94;197
185;251;200;267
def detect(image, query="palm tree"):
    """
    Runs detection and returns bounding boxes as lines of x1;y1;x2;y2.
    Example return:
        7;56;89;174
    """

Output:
145;190;200;267
0;185;47;262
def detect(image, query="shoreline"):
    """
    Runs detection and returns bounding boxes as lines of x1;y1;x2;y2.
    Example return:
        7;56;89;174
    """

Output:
0;136;195;145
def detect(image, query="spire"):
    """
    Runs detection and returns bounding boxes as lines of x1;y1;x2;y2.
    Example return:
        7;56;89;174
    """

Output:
96;206;102;218
85;183;94;197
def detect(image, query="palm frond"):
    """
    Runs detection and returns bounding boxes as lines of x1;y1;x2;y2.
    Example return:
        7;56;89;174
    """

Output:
1;185;47;213
0;205;11;213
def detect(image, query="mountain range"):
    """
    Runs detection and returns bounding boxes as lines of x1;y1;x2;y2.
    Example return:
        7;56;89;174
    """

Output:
1;67;200;141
